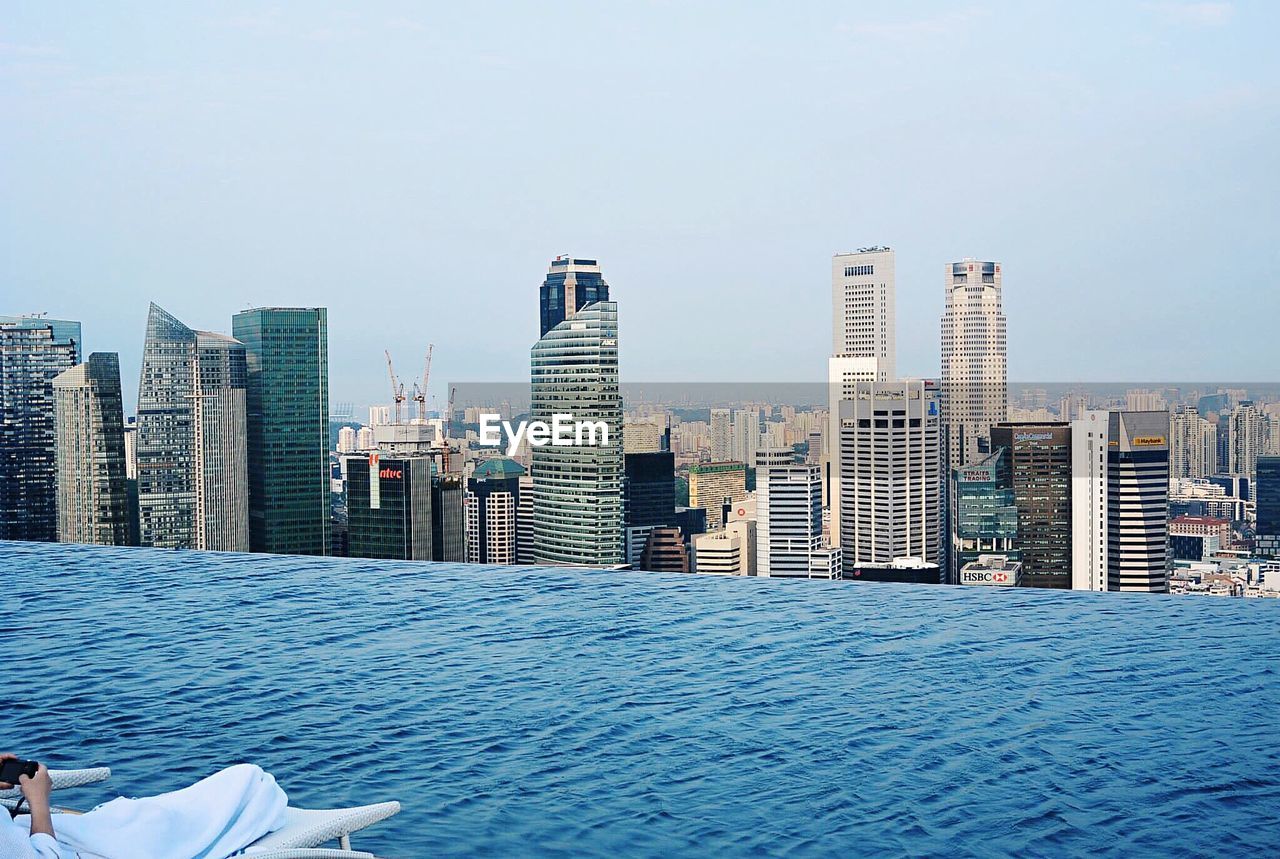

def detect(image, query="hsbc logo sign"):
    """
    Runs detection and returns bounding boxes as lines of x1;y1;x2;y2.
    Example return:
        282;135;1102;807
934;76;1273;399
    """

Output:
960;569;1016;586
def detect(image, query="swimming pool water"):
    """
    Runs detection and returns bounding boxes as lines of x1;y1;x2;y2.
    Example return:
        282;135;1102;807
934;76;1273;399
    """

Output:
3;541;1278;856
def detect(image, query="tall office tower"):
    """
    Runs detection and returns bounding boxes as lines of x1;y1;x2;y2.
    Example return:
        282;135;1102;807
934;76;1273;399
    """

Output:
949;448;1020;584
1169;405;1217;479
123;417;138;479
940;259;1008;469
1071;411;1170;592
623;450;677;567
731;409;761;466
530;290;623;566
135;303;249;551
831;247;895;381
232;307;330;556
1256;456;1280;558
345;452;433;560
432;469;465;562
539;256;610;338
1228;401;1270;479
990;423;1072;587
465;458;525;564
836;381;942;571
688;461;747;531
693;519;756;575
52;353;133;546
516;473;535;564
0;315;80;542
755;448;840;579
709;408;733;462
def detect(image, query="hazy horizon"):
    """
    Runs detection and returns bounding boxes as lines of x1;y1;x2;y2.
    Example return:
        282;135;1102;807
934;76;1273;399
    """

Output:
3;1;1277;408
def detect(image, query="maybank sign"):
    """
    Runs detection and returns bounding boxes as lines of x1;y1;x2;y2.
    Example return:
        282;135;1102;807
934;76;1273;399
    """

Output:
479;414;611;457
1132;436;1167;447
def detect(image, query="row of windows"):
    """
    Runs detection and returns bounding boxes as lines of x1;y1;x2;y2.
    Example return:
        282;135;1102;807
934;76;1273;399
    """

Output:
844;265;875;277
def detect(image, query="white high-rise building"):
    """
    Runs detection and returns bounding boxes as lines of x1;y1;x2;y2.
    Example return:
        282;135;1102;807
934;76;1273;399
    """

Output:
731;409;761;466
836;381;942;569
940;259;1008;469
1228;401;1271;480
356;426;375;450
693;519;756;576
831;247;895;381
337;425;357;453
755;448;839;578
709;408;733;462
1126;389;1167;412
1169;405;1217;479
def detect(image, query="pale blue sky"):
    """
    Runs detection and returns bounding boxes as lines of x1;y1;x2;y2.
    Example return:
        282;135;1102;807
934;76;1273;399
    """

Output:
2;1;1277;408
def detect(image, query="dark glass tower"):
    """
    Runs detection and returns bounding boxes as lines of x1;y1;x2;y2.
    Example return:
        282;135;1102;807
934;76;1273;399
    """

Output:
539;257;610;337
0;315;80;541
232;307;330;556
990;422;1072;587
1257;456;1280;558
346;452;433;560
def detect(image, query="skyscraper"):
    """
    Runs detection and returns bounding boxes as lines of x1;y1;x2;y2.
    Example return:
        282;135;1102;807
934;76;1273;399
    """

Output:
1170;405;1217;479
1255;456;1280;558
623;450;677;567
731;409;761;467
465;457;525;565
345;451;433;560
530;271;623;566
940;259;1008;469
232;307;330;555
990;422;1073;586
831;247;895;381
1071;410;1170;592
52;352;133;546
709;408;733;462
949;448;1019;584
0;315;80;542
135;303;249;551
837;380;942;571
539;256;610;338
755;448;840;579
1228;401;1270;480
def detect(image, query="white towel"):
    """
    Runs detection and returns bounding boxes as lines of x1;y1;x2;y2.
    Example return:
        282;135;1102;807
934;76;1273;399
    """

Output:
50;764;287;859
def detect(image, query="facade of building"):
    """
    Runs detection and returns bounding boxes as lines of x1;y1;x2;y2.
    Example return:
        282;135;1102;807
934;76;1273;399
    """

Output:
0;315;80;542
1071;410;1170;592
693;519;756;575
135;304;249;551
940;259;1008;469
638;527;690;572
464;457;525;565
1170;405;1217;480
949;448;1019;585
991;422;1072;587
52;352;133;546
958;555;1023;587
688;461;747;532
1169;515;1228;561
624;450;677;568
836;380;942;569
539;256;610;338
1228;401;1271;480
1254;456;1279;558
516;473;535;564
731;409;761;467
831;247;895;382
345;452;433;560
530;290;623;566
755;448;839;579
709;408;733;462
232;307;330;555
432;470;465;562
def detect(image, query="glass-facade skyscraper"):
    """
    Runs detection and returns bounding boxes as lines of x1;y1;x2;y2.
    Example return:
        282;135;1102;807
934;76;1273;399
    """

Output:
53;352;134;546
0;315;80;541
539;257;610;338
136;303;249;550
232;307;330;555
530;278;623;566
1256;456;1280;558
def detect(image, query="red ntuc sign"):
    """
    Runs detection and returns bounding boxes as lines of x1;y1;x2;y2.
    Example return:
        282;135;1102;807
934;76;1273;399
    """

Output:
379;467;403;480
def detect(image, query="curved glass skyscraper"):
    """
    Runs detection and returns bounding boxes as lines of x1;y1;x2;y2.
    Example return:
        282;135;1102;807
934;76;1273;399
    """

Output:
530;264;622;566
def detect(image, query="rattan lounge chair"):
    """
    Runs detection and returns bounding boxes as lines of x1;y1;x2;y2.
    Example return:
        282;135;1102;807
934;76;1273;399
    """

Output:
0;767;400;859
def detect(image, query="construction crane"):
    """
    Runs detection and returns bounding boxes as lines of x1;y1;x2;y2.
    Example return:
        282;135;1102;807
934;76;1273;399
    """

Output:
385;350;407;424
411;344;433;423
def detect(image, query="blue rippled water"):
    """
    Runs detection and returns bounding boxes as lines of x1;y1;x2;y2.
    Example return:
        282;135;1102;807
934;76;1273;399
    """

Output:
3;541;1279;857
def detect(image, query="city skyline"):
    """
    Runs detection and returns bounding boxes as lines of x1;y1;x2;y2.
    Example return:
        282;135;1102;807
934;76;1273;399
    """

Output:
4;3;1278;408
